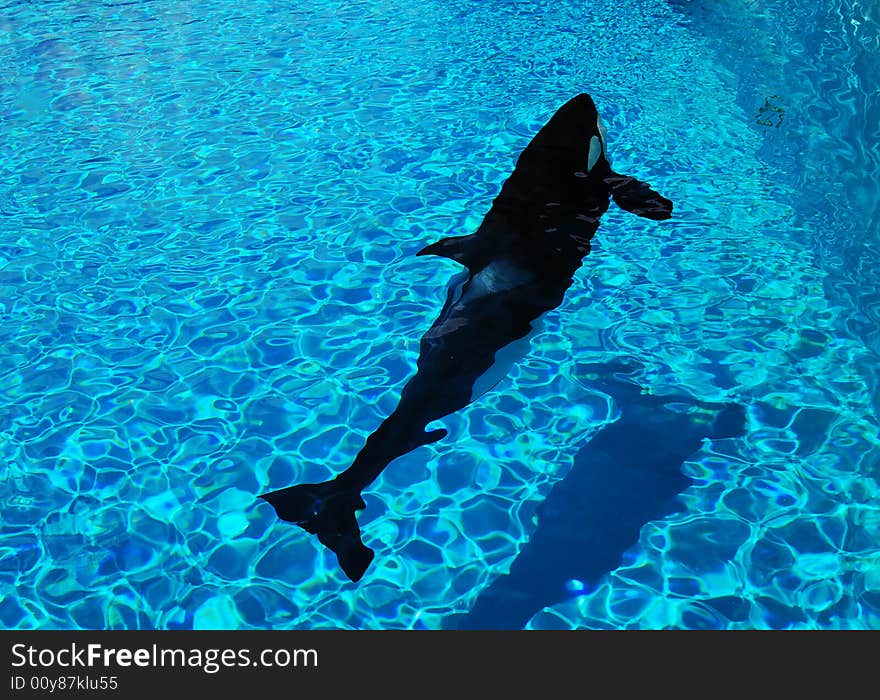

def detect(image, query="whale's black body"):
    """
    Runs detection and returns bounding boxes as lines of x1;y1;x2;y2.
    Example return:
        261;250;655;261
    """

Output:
261;94;673;582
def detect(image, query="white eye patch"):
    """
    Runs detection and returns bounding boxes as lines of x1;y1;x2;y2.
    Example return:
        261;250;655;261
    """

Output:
584;116;609;174
587;135;601;172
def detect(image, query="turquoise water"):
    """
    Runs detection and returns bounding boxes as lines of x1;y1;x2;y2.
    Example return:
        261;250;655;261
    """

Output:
1;0;878;629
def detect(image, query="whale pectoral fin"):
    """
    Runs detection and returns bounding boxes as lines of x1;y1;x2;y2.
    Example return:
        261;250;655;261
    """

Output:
260;482;375;582
606;173;673;220
416;234;482;270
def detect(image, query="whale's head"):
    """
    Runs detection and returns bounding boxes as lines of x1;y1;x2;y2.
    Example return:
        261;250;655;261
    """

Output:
500;93;673;225
517;93;610;180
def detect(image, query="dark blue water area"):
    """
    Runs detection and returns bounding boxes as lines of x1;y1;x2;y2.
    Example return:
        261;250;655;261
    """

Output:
667;0;880;412
454;359;746;629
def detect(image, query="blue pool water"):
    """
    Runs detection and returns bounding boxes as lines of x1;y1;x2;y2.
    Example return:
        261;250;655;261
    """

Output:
1;0;878;629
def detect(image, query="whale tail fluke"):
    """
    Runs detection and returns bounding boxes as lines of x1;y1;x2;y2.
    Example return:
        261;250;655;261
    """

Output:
260;481;374;582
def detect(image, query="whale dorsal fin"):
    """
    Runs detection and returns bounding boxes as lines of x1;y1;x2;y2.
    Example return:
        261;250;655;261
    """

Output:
416;233;485;271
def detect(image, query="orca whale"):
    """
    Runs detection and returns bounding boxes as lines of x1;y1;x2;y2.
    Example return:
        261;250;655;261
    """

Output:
261;93;674;582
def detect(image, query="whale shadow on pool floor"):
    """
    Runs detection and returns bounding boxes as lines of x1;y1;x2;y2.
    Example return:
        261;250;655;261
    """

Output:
451;357;746;630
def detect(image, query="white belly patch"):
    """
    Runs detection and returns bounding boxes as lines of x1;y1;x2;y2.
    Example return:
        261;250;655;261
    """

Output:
458;258;533;306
